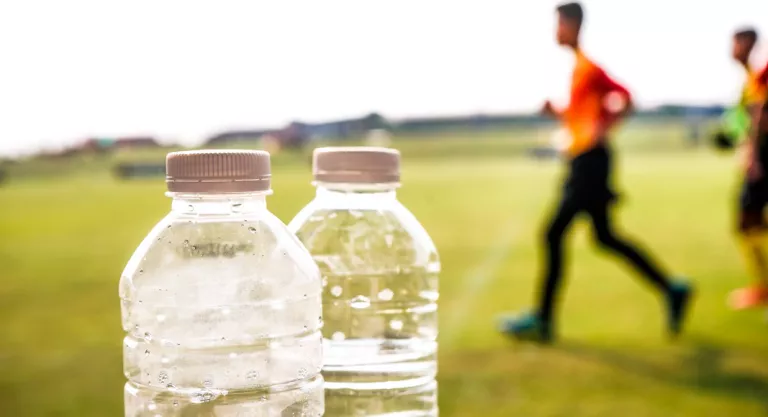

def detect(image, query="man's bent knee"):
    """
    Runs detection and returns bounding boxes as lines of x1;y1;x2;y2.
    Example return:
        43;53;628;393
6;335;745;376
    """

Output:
594;231;620;250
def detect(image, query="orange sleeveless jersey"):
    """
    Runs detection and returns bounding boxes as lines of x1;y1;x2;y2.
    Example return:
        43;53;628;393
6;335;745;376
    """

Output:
757;62;768;102
563;51;631;157
741;64;768;108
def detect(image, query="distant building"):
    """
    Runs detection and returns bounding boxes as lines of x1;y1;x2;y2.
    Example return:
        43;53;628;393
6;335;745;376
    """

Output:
303;113;390;140
277;122;310;148
81;138;115;153
113;136;161;150
205;123;311;150
205;130;273;146
395;113;549;133
204;113;390;149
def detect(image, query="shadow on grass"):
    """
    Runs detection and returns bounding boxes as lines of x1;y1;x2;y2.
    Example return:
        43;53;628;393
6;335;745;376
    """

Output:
437;336;768;415
558;336;768;405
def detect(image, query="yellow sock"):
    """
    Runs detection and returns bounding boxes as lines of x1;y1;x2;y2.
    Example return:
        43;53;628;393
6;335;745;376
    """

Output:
740;232;768;287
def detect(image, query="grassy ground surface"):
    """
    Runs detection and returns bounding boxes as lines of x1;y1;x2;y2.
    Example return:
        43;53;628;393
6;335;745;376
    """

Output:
1;125;767;416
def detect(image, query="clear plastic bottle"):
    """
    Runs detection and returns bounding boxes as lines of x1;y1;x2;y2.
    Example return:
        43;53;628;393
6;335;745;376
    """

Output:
288;147;439;417
120;150;324;417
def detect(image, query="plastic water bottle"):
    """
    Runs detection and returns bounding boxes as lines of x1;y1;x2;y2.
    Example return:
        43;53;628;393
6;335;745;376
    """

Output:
120;150;324;417
288;147;439;416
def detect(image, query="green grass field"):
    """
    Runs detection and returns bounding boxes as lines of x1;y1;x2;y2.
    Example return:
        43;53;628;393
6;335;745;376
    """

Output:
2;125;768;416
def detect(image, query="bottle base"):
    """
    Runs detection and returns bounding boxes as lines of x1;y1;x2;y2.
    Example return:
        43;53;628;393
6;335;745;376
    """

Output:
124;375;324;417
324;378;437;417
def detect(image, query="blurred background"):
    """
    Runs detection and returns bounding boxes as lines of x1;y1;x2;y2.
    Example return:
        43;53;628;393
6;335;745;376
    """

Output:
2;0;768;416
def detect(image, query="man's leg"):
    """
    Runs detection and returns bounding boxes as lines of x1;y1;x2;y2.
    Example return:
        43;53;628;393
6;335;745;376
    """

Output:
740;231;768;286
537;200;580;326
732;207;768;309
498;199;579;342
586;202;693;336
585;202;672;292
732;110;768;308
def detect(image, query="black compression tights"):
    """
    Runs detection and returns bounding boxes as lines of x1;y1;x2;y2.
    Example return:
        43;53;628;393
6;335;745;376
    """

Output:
538;201;672;324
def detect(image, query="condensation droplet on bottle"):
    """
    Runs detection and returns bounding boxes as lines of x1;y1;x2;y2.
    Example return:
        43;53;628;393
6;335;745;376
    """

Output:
349;295;371;309
384;234;394;247
192;390;215;403
389;319;404;331
419;290;439;301
202;376;214;388
330;286;343;297
378;288;394;301
183;240;189;247
248;227;257;233
331;332;346;341
158;371;170;385
144;349;150;357
298;368;308;378
246;370;259;381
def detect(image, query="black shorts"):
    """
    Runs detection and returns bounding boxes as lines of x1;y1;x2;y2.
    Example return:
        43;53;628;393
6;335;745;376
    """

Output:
739;178;768;213
738;136;768;231
562;144;618;209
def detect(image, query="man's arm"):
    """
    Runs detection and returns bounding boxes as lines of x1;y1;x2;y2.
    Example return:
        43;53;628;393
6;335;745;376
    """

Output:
541;100;564;120
746;63;768;180
758;63;768;85
592;68;633;143
745;102;765;180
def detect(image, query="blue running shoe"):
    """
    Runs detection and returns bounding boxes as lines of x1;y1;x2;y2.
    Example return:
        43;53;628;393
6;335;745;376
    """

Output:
668;280;694;337
498;312;552;343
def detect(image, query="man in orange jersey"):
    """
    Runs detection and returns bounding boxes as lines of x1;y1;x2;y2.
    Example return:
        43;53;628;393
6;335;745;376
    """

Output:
730;26;768;309
499;2;693;343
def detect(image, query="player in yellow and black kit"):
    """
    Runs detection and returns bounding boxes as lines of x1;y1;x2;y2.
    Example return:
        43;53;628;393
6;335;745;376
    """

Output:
728;28;768;309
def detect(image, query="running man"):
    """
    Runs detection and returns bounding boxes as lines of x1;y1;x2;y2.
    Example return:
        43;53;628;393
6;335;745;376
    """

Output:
729;27;768;309
499;2;693;343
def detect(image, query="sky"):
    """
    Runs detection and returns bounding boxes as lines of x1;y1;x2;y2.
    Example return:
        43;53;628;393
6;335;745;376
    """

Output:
1;0;768;156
